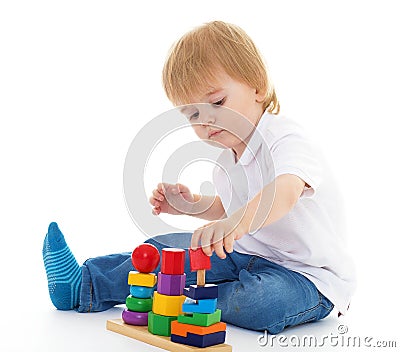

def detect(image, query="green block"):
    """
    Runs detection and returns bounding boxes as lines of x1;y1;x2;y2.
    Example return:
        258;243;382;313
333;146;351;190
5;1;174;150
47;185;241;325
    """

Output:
126;295;152;312
177;309;221;327
148;311;177;336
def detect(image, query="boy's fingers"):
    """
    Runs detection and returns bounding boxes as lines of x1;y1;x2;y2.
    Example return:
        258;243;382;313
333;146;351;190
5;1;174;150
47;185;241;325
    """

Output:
157;183;167;194
223;234;234;253
152;189;164;201
202;244;213;256
149;196;160;207
213;240;226;259
200;229;213;256
191;229;201;250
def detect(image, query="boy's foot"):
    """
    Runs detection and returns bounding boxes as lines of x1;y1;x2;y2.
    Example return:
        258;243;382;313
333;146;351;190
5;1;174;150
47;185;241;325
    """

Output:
42;222;81;310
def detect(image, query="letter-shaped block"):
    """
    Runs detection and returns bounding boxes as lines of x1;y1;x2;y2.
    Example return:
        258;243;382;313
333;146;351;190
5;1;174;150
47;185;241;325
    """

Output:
126;295;153;312
183;284;218;300
121;309;148;325
178;309;221;327
130;285;154;299
189;248;211;271
171;331;226;348
182;298;217;314
152;291;186;317
157;272;186;296
171;320;226;337
128;271;157;287
147;311;177;336
161;248;185;275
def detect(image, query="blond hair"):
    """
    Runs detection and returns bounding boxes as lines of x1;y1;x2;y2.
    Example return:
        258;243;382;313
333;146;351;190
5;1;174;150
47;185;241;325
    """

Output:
162;21;280;114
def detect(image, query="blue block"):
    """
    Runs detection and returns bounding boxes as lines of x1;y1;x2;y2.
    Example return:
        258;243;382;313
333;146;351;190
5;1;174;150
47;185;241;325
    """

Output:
182;298;217;314
171;331;226;348
183;284;218;300
130;285;154;299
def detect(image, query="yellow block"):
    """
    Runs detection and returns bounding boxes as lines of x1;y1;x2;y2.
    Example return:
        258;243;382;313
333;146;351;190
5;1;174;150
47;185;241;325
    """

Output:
152;291;186;317
128;271;157;287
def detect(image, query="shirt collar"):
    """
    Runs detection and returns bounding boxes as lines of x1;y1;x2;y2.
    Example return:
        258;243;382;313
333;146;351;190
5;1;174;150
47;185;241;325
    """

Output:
236;112;270;165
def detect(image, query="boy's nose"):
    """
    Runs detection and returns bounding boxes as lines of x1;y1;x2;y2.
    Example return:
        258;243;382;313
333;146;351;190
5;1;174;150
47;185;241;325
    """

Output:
200;111;216;125
195;104;217;126
206;114;216;124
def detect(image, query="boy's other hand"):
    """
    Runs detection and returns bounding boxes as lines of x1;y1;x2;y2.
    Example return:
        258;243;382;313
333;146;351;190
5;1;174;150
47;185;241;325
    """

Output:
149;183;194;216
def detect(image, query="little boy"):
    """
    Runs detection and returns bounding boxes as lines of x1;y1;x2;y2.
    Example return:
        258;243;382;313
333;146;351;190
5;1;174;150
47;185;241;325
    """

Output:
43;21;356;334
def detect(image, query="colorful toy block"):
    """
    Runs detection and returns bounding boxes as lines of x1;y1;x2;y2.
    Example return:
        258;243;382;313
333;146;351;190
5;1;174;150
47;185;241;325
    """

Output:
182;298;217;314
128;271;157;287
171;331;226;348
122;309;148;325
131;243;160;273
189;248;211;271
183;284;218;300
161;248;185;275
171;321;226;337
152;291;186;317
177;309;222;327
130;285;154;299
148;311;177;336
157;272;186;296
125;295;153;312
106;319;232;351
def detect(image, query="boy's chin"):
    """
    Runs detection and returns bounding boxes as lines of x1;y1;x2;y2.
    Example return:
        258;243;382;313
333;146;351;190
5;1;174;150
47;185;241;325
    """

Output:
204;139;228;149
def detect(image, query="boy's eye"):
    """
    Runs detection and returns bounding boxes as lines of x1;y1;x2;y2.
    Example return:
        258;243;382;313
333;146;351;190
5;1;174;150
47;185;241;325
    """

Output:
190;112;199;120
213;97;225;106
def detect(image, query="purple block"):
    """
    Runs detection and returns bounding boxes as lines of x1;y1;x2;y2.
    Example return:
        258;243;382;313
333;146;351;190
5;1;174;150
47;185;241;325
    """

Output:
122;309;148;325
157;272;186;296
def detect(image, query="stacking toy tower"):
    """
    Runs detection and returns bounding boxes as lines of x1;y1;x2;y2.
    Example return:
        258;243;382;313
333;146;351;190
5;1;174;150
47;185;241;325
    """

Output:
106;246;232;351
148;248;187;336
122;244;160;326
170;248;227;348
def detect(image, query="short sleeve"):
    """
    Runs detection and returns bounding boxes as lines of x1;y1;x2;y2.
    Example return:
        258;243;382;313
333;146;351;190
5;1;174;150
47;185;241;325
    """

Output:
268;123;322;198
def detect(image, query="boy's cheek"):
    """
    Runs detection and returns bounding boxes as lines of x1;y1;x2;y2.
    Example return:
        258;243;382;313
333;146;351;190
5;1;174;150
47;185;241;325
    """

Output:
192;125;204;137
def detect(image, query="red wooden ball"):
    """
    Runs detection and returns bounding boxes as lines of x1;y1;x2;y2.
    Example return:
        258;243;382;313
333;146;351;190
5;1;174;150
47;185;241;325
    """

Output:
131;244;160;273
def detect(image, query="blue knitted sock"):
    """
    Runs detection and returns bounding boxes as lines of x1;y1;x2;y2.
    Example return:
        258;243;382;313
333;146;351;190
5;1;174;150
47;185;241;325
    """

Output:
42;222;81;310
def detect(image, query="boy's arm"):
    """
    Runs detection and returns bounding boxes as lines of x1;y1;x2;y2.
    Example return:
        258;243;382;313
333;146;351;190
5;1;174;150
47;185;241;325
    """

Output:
191;174;305;258
235;174;305;233
190;194;227;221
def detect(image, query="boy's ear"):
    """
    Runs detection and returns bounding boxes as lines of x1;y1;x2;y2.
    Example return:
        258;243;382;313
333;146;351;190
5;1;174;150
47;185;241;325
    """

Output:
255;88;266;103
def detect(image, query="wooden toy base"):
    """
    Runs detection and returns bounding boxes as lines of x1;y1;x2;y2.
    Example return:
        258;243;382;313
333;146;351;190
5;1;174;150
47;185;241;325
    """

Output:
106;319;232;352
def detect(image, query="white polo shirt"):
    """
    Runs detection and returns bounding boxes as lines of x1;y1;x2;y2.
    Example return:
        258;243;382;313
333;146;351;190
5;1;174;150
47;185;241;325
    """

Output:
212;113;356;314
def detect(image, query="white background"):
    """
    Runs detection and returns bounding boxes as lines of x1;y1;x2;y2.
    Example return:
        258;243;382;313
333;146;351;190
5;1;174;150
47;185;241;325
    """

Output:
1;1;399;351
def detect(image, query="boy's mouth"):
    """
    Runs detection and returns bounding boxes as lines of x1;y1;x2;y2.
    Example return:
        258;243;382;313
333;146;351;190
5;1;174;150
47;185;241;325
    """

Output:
208;129;223;138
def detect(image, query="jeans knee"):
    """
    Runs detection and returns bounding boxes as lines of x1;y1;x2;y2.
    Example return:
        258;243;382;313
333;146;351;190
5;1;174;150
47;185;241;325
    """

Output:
223;270;299;331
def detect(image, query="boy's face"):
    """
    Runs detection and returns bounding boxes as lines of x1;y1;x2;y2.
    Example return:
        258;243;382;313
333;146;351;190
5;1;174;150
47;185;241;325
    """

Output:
180;70;265;158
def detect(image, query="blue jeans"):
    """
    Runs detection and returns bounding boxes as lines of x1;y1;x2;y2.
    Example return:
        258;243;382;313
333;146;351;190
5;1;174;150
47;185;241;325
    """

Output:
78;233;333;334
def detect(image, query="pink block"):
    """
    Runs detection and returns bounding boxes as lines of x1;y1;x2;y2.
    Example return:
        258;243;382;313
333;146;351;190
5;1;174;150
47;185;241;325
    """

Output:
157;272;186;296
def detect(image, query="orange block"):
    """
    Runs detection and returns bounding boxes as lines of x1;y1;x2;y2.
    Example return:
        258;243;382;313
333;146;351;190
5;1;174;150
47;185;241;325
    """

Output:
170;320;226;337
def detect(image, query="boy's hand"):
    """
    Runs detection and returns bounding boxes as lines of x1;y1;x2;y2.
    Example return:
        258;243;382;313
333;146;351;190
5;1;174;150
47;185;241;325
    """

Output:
149;183;194;216
190;214;249;259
